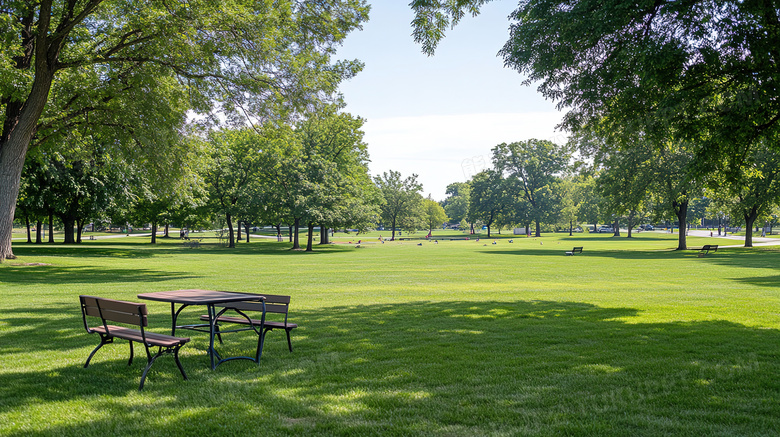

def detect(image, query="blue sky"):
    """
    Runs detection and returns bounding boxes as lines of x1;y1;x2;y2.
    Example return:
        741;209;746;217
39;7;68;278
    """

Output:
336;1;567;200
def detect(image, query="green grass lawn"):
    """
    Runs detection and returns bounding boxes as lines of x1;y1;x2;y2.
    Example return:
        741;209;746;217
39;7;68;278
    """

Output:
1;232;778;436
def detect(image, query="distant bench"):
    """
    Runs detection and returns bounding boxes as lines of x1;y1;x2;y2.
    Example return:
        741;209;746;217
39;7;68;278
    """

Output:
565;246;583;256
698;244;718;256
79;295;190;390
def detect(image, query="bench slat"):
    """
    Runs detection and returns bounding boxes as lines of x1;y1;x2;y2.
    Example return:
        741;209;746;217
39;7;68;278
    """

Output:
217;301;288;314
81;296;148;326
90;326;189;347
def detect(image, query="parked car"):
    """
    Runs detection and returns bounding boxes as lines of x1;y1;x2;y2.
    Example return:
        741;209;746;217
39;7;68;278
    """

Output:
597;226;614;233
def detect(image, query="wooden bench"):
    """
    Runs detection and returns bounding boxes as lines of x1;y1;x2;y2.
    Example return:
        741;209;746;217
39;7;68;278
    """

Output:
565;246;583;256
699;244;718;256
199;294;297;360
79;295;190;390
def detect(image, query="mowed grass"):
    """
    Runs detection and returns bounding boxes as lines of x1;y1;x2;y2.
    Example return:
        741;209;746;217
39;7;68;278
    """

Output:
1;232;778;436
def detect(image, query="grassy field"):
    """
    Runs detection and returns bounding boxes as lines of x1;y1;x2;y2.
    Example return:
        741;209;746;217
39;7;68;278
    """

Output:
1;232;778;436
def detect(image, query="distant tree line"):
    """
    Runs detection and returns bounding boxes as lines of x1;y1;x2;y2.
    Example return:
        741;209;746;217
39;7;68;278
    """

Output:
13;105;453;250
441;136;780;249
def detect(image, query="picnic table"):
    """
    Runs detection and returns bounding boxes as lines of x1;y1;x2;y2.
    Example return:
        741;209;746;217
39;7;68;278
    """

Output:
137;289;266;370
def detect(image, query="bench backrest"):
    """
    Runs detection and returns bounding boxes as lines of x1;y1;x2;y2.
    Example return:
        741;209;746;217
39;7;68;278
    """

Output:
217;294;291;316
80;295;148;328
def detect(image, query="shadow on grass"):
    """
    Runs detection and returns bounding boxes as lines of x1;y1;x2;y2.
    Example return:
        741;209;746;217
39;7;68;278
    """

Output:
484;244;780;267
1;300;778;436
0;264;200;285
11;239;359;259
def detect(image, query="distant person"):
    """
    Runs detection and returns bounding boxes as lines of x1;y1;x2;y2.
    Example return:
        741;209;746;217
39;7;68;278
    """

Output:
179;229;185;239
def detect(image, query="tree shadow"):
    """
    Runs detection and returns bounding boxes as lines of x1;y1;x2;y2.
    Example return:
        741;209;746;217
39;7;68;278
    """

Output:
12;239;359;259
0;264;200;285
2;300;778;435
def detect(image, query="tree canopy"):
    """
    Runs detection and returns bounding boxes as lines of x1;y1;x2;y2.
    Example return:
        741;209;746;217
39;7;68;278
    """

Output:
411;0;780;173
0;0;369;261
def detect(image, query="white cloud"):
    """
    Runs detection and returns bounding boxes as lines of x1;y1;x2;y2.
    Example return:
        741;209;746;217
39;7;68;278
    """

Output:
364;112;568;200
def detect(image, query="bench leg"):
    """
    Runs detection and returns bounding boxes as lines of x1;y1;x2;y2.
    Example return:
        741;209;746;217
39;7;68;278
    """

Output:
128;340;134;366
255;328;268;363
173;344;188;381
214;324;223;344
285;329;293;352
84;335;113;368
139;348;161;391
139;345;188;391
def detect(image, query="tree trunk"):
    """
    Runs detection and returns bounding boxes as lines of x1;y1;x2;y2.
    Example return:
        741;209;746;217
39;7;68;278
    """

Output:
320;223;330;244
25;216;32;243
535;220;541;237
0;43;59;261
569;220;573;236
76;217;84;243
0;146;24;259
306;222;314;251
288;225;293;243
744;208;759;248
151;222;158;244
626;215;634;239
391;217;397;241
613;219;620;237
226;212;235;248
673;199;689;250
236;220;242;242
245;222;250;243
164;223;170;238
292;217;301;249
48;213;55;243
35;220;42;244
62;217;76;244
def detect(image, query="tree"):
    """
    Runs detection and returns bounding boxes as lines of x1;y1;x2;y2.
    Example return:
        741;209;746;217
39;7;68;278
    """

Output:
423;195;448;233
575;123;704;249
593;145;654;239
558;176;583;236
0;0;369;262
442;182;470;225
711;140;780;247
295;107;379;250
374;171;424;241
493;139;569;237
411;1;780;177
204;129;266;249
468;170;509;238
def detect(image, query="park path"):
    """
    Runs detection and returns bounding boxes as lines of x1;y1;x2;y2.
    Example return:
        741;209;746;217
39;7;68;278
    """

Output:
683;229;780;248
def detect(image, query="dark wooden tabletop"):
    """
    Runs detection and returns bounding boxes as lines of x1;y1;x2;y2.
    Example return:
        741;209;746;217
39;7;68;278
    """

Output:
137;289;264;305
